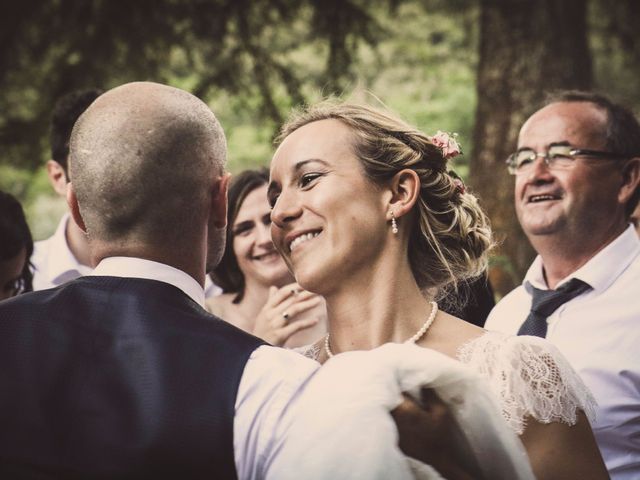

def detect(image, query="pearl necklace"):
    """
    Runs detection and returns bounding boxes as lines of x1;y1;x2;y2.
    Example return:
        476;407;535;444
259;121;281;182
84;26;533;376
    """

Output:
324;301;438;359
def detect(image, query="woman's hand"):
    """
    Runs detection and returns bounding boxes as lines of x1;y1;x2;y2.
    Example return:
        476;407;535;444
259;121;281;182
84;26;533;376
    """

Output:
253;283;322;346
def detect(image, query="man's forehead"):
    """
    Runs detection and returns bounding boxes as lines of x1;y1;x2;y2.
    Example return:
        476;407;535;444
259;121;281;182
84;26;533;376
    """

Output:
518;102;607;148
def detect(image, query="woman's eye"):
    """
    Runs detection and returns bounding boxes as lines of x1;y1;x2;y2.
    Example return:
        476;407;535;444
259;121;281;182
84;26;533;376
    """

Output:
300;173;321;188
233;223;253;237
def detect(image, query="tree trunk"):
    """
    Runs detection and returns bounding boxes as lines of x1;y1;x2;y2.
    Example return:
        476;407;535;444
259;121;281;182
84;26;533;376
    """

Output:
470;0;592;297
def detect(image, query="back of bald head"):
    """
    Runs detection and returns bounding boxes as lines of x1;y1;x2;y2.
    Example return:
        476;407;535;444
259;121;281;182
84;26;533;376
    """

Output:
69;82;226;245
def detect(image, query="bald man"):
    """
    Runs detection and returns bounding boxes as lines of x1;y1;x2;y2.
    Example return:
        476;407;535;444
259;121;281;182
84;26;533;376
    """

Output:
0;82;324;479
0;82;269;478
0;83;479;480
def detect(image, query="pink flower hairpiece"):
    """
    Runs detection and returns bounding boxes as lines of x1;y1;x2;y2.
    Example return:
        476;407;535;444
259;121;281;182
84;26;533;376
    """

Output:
448;169;466;195
452;177;465;195
430;131;462;159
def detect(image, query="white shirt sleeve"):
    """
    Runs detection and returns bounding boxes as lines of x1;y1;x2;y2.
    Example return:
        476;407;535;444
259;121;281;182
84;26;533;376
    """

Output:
233;345;319;480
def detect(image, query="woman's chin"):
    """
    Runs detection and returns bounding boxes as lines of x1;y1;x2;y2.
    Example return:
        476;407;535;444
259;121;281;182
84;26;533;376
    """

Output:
270;272;296;288
292;271;327;296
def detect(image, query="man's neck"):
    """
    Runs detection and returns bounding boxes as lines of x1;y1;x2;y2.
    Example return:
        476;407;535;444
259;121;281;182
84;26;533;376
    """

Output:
65;216;92;268
90;243;207;289
534;224;628;289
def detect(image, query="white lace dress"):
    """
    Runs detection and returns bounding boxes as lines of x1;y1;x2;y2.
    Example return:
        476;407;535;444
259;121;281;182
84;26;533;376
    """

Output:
296;331;596;436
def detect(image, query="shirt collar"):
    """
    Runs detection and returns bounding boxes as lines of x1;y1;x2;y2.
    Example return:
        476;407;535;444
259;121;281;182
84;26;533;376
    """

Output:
524;224;639;292
47;213;92;284
91;257;205;307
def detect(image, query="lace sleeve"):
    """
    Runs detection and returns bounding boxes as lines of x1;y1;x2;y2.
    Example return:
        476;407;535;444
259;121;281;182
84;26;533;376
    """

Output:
458;332;596;434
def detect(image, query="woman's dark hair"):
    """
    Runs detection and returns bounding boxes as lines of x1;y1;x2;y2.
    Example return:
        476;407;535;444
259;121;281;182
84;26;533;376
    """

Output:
0;191;34;295
210;168;269;303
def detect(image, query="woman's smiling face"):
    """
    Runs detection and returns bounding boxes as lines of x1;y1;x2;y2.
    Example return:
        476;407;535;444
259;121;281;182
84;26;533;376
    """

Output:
269;119;390;294
232;184;291;288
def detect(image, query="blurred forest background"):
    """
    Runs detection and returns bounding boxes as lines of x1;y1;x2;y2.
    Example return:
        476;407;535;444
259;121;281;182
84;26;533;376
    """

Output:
1;0;639;296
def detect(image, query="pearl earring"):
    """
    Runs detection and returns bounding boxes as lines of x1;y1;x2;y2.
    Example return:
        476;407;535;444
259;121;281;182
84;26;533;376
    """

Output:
391;211;398;234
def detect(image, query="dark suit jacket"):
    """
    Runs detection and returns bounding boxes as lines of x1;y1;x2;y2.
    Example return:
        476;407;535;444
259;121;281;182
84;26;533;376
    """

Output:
0;276;264;479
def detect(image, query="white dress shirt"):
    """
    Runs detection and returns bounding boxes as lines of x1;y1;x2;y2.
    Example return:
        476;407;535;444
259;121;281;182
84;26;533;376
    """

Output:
91;257;320;480
32;214;92;290
30;215;222;297
486;225;640;480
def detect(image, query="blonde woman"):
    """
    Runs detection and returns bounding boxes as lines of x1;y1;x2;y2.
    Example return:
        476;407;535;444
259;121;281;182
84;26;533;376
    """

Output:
267;102;608;480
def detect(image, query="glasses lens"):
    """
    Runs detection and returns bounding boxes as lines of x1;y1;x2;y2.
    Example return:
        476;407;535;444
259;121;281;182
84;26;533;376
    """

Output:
547;145;575;168
512;149;536;172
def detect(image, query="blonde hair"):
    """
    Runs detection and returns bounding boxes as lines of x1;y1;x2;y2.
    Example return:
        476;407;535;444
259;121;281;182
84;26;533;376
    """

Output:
277;101;494;294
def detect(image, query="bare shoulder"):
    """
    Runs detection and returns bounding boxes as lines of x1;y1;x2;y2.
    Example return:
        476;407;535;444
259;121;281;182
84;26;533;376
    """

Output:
420;310;486;359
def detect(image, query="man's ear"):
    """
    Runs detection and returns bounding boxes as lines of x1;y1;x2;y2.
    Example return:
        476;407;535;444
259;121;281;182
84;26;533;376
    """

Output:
386;169;420;220
211;172;231;229
619;157;640;205
66;183;87;233
46;159;69;196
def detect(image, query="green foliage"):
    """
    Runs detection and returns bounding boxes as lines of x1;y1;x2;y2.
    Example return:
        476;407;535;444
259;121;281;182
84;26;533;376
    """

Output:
0;164;33;200
356;1;478;170
0;165;64;240
1;0;391;236
589;0;640;110
1;0;386;169
2;0;639;244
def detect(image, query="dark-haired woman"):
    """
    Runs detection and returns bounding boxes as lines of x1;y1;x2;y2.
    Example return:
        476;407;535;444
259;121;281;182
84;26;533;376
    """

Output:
0;191;33;301
206;168;326;348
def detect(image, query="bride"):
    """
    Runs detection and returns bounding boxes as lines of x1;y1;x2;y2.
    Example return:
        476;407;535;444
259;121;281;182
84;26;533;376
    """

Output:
267;101;609;480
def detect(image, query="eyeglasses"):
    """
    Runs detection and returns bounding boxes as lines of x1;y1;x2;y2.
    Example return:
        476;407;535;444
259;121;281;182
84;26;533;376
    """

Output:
506;144;627;175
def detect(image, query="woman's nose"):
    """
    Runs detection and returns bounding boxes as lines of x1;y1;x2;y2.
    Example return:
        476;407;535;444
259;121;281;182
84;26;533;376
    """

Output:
256;222;273;246
270;188;302;229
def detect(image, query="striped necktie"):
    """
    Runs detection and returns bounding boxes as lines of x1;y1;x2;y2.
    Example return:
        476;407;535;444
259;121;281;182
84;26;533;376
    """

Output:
517;278;592;338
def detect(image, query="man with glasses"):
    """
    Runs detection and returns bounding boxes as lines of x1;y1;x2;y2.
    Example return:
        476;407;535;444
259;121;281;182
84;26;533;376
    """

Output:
486;91;640;479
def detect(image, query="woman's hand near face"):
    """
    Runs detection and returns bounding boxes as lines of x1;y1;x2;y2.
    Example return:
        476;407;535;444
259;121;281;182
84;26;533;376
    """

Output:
253;282;322;346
